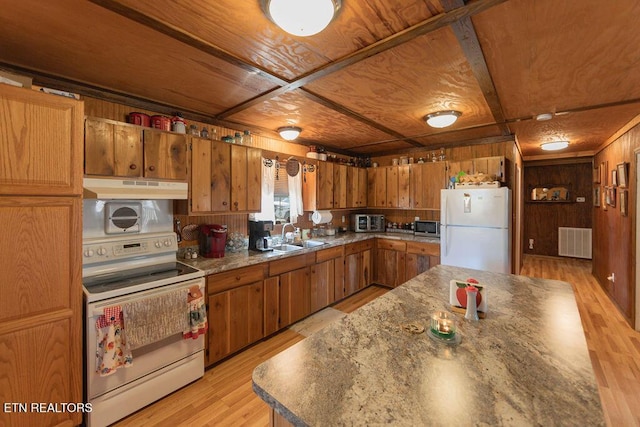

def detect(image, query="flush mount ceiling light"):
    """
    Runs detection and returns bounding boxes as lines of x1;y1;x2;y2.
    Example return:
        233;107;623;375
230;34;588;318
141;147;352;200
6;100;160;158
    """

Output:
535;113;554;121
424;110;462;128
540;141;569;151
278;126;302;140
263;0;341;37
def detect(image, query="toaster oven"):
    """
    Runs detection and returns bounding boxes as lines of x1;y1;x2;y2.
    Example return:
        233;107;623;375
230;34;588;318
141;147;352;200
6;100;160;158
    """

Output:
351;214;385;232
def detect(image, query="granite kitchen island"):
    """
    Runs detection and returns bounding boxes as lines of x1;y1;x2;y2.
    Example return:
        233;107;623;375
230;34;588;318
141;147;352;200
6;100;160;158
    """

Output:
252;265;604;426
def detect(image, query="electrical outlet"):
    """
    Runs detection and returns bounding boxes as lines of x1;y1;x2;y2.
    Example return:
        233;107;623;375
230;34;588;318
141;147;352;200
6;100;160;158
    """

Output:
529;239;534;249
576;197;585;203
308;213;312;221
342;215;345;223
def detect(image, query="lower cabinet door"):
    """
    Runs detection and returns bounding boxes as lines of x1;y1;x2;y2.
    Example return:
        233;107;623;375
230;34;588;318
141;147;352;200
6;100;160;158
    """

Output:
207;281;264;365
278;267;311;328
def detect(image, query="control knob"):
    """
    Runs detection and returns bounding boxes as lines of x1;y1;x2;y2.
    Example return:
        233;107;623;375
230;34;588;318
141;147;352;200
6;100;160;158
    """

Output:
97;247;108;256
163;239;172;247
155;241;162;248
84;249;94;257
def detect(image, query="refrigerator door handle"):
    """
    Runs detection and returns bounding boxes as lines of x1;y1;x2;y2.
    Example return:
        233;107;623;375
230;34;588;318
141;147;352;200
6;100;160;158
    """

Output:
441;225;447;257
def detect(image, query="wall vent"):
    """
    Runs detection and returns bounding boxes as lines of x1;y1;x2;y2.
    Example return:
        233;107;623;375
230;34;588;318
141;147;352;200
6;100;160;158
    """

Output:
558;227;592;259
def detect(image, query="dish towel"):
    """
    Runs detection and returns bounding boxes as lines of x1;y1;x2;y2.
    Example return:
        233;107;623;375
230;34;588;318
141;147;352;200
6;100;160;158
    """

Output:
122;288;189;350
96;306;132;377
184;285;208;339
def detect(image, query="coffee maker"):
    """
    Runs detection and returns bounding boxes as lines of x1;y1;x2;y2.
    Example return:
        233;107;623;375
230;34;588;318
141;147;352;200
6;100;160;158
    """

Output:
248;220;274;252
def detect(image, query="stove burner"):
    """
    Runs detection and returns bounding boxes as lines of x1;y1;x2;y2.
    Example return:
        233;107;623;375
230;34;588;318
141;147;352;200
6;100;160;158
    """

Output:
83;262;200;294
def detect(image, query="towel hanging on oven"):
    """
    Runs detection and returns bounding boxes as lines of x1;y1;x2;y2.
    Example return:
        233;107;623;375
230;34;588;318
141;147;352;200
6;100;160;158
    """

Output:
122;288;189;350
95;305;132;376
184;285;208;339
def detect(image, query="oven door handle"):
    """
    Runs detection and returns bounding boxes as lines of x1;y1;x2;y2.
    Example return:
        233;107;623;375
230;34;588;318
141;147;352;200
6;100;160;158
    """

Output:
87;278;204;318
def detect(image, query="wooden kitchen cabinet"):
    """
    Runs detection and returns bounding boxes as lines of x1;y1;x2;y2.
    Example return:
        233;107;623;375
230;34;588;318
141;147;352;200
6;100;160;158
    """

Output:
344;240;373;297
270;253;313;329
85;117;187;180
304;162;367;210
142;129;188;180
183;137;261;214
375;239;407;288
207;282;264;365
347;166;368;208
411;162;446;210
1;85;83;196
367;166;387;208
311;245;344;309
206;264;267;365
0;85;83;427
386;165;411;208
405;241;440;281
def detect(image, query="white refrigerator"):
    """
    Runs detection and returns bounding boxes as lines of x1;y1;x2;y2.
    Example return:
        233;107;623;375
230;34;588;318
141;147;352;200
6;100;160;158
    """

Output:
440;187;511;273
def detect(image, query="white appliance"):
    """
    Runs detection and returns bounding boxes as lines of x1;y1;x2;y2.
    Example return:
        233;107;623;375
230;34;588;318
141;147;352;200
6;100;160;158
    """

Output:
440;187;511;273
82;201;205;427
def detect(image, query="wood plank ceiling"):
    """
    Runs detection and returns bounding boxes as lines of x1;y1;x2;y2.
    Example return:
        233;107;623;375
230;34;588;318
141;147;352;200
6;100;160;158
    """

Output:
1;0;639;158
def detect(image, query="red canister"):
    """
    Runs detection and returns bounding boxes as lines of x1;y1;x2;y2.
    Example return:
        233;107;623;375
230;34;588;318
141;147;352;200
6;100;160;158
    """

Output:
128;112;151;127
150;115;171;131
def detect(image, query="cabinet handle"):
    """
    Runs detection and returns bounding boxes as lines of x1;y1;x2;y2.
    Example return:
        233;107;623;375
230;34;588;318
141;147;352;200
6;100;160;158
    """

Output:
129;164;137;170
148;165;156;172
222;201;228;206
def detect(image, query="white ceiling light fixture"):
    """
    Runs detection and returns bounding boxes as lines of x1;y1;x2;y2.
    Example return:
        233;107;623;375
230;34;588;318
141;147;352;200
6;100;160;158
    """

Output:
278;126;302;140
424;110;462;128
264;0;341;37
540;141;569;151
535;113;553;121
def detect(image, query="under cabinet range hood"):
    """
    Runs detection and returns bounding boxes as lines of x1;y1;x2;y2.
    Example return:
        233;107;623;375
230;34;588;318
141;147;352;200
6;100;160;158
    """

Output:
83;177;188;200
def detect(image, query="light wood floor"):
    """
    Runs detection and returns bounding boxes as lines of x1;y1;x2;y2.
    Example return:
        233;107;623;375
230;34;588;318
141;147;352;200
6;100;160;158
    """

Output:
114;257;640;427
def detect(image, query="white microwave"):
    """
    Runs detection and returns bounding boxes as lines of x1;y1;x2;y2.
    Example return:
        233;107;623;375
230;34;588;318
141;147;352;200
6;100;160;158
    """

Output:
414;220;440;237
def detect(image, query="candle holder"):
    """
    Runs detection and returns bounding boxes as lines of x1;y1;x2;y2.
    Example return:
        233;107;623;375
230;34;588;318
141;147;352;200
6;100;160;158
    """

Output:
428;311;461;344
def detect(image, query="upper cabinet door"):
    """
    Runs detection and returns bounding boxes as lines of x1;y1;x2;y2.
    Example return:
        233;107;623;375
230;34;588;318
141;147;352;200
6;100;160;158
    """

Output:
85;118;142;177
411;162;446;210
0;85;83;196
142;129;187;180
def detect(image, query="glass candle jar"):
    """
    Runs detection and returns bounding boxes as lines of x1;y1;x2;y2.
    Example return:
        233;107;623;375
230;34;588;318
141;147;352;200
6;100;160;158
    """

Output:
430;311;457;338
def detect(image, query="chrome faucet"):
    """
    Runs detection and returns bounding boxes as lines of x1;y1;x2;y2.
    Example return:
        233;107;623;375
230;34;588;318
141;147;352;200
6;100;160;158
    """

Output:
281;223;295;243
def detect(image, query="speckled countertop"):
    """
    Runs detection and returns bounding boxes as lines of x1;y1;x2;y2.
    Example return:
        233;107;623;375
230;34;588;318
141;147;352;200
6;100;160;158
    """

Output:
181;232;439;276
252;264;604;426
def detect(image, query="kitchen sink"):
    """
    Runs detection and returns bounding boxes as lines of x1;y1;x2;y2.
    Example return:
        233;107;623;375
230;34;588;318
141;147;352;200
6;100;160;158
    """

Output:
300;240;326;248
271;244;304;253
271;240;327;252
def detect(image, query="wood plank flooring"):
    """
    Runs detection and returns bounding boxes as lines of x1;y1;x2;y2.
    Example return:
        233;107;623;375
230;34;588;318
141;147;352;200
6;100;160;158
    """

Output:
114;257;640;427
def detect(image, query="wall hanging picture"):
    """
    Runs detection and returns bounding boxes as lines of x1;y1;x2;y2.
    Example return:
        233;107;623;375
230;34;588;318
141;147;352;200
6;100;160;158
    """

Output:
600;161;608;186
620;190;628;216
612;169;618;187
593;165;600;183
617;162;628;188
605;186;616;207
594;187;600;207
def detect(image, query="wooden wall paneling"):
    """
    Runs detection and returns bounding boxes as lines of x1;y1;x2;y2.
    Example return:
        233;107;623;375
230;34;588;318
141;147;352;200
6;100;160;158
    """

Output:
523;162;592;257
593;124;638;323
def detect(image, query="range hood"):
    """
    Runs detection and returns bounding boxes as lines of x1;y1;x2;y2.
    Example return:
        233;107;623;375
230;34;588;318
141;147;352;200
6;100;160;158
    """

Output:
83;177;188;200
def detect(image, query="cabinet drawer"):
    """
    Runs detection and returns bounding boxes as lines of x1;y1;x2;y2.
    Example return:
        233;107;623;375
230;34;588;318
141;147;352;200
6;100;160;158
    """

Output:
376;239;406;252
316;245;344;263
269;253;314;276
345;239;374;256
207;264;266;294
406;241;440;256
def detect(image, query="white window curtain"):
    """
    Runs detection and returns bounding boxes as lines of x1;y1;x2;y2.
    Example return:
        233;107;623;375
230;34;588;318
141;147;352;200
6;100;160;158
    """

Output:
288;170;303;224
250;158;275;222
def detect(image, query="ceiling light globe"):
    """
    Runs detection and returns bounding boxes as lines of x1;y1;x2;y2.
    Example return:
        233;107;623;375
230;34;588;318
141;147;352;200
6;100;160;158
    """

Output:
540;141;569;151
424;110;462;128
267;0;340;36
278;126;302;140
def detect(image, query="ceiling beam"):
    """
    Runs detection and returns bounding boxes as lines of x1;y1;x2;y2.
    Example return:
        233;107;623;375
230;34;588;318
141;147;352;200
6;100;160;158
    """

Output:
218;0;509;118
442;0;510;135
370;135;515;157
